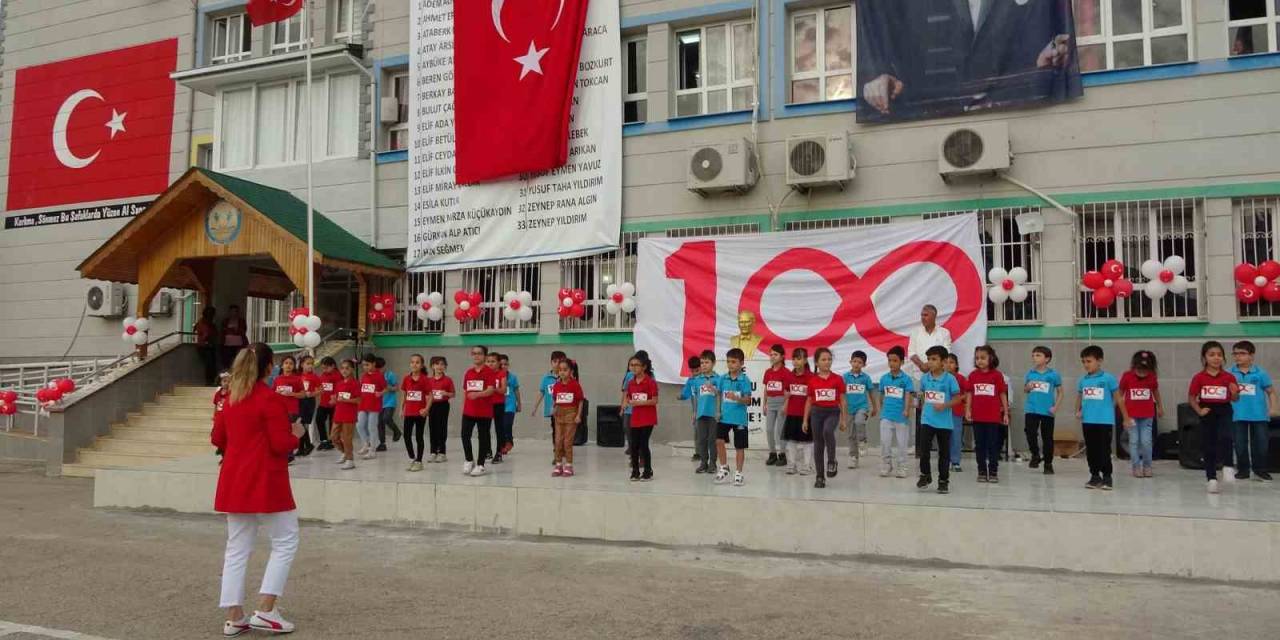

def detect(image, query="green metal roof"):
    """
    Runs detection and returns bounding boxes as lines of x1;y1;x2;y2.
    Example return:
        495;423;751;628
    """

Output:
197;168;400;271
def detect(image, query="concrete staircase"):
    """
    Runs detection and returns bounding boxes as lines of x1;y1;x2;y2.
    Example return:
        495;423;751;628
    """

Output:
61;385;217;478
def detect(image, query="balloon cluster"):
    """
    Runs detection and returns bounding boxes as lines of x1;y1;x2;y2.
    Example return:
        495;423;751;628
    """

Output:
986;267;1029;305
368;294;396;324
454;290;484;323
288;307;322;349
501;290;535;322
35;378;75;406
121;316;151;346
1138;256;1189;300
557;288;587;318
1234;260;1280;303
0;389;18;416
1081;259;1134;308
605;282;637;315
416;291;445;322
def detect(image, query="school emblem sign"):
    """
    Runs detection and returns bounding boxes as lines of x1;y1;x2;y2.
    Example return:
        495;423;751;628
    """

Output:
205;200;242;245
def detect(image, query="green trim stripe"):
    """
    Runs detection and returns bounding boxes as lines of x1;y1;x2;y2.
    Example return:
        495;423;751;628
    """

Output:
622;214;772;234
373;332;636;348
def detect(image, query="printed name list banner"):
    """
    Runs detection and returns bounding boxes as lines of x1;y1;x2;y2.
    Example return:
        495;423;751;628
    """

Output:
407;0;621;270
635;216;988;384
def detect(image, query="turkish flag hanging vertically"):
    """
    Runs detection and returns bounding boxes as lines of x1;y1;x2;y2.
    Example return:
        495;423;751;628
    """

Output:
247;0;305;27
6;39;178;212
453;0;591;184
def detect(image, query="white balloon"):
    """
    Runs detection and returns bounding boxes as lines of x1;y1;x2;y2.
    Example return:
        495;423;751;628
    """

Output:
133;317;150;332
1140;259;1163;281
1256;276;1268;287
291;315;307;329
122;316;136;330
373;302;384;312
606;284;619;297
502;307;517;321
1008;267;1029;285
517;290;533;306
416;292;429;305
1144;280;1167;300
121;331;132;342
428;291;444;306
517;306;533;322
425;307;444;322
132;331;149;346
605;300;621;315
1163;255;1186;275
561;296;573;307
306;315;322;331
502;290;517;303
620;282;636;297
988;287;1009;304
1009;285;1029;303
417;309;430;322
620;298;636;314
1168;275;1190;294
459;300;471;311
294;333;307;348
987;267;1008;286
302;331;322;348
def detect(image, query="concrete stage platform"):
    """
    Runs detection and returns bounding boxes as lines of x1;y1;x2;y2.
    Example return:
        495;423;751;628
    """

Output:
94;441;1280;583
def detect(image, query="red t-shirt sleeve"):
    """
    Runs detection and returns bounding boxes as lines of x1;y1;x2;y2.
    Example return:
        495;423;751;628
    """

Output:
264;390;300;457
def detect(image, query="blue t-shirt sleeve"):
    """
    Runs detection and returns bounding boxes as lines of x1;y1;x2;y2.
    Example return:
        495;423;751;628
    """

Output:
947;375;960;395
680;379;693;400
1262;369;1273;390
1051;371;1062;387
510;374;519;392
1107;374;1119;392
1076;377;1085;393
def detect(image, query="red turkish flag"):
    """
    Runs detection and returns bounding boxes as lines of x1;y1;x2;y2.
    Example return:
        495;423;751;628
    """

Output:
453;0;590;184
5;39;178;212
247;0;305;27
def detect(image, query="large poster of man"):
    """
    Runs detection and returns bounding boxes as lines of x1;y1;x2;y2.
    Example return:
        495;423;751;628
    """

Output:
856;0;1082;123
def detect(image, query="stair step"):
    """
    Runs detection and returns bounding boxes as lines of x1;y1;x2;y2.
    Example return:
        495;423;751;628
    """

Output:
60;463;98;478
154;395;214;408
172;386;219;397
136;406;213;419
94;438;213;457
75;449;175;469
125;414;212;429
112;426;210;443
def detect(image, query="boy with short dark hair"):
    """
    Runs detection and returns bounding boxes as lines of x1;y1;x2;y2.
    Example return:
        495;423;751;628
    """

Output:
843;350;877;469
1230;340;1275;482
918;345;961;494
877;346;914;478
1076;345;1126;490
1023;345;1062;474
715;348;753;486
532;351;566;450
374;356;401;452
680;350;721;473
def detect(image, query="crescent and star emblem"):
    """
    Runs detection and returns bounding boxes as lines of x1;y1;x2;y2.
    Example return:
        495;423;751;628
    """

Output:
491;0;568;81
52;88;127;170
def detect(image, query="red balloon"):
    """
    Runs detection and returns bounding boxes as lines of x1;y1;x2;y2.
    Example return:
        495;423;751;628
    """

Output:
35;388;47;402
1234;263;1260;285
570;303;585;318
125;325;137;336
454;307;468;322
558;288;571;301
1000;279;1014;291
571;289;587;303
1091;287;1116;308
297;326;310;335
1158;269;1174;283
1101;259;1125;280
468;291;483;306
1263;282;1280;303
1082;271;1105;290
509;299;522;310
611;292;625;303
1113;278;1134;298
468;305;482;320
557;305;570;318
1238;284;1262;304
0;390;16;404
453;290;468;304
0;403;14;416
421;301;432;311
383;294;397;307
367;311;379;322
1261;260;1280;281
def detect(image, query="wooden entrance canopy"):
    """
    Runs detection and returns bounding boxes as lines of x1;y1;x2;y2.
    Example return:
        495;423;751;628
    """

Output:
77;167;401;316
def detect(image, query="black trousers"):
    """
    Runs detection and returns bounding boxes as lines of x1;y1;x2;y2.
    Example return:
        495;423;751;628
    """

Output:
918;426;952;482
378;407;400;445
630;426;653;474
428;402;450;454
1082;423;1113;478
315;406;334;444
1200;404;1234;481
461;415;493;463
198;345;218;385
1024;413;1055;462
404;415;427;461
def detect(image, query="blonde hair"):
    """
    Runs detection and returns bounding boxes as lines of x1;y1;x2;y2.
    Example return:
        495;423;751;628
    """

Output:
227;343;273;404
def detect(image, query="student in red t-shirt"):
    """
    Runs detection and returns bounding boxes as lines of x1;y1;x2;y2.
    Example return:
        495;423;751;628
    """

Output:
314;357;341;451
945;353;970;473
1119;350;1162;478
331;359;361;469
402;354;434;471
356;353;386;459
802;347;847;489
965;345;1009;483
551;359;586;477
783;348;813;476
461;346;500;476
427;356;455;463
1189;341;1240;493
762;344;789;467
623;354;658;481
295;355;320;457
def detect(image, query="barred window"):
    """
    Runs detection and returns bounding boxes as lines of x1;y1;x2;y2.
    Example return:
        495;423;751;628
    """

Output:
1235;196;1280;319
1076;198;1203;321
665;221;761;238
923;208;1043;324
384;271;447;333
560;233;643;331
246;292;304;345
460;264;542;333
783;215;890;231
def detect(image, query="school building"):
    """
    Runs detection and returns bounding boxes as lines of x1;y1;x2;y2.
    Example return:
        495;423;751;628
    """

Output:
2;0;1280;446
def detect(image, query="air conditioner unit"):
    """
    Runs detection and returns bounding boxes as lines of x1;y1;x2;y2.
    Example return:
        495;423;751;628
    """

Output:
149;290;174;316
379;96;400;124
85;282;127;318
686;139;759;196
938;121;1012;182
786;132;853;191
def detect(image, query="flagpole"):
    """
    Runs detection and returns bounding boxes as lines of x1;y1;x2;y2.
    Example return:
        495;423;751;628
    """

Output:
305;0;315;316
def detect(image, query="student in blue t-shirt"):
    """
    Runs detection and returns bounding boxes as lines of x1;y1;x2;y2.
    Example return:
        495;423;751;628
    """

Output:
680;355;706;463
877;346;915;478
375;357;401;450
714;348;753;486
531;351;566;463
1229;340;1276;482
1023;345;1064;475
496;354;520;459
917;345;962;493
679;350;721;474
1075;345;1126;490
842;350;877;470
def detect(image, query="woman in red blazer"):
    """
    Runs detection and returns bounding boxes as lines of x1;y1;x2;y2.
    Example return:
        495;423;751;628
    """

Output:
212;343;304;636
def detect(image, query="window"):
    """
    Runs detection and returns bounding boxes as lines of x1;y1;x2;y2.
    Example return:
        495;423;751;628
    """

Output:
1076;199;1203;321
216;73;360;170
246;292;305;344
211;13;252;65
1228;1;1280;56
271;8;307;53
1073;0;1190;71
384;271;447;333
924;208;1044;324
623;37;648;124
460;265;541;333
789;5;854;103
560;233;644;331
675;21;756;117
1235;197;1280;319
783;215;889;231
195;143;214;169
388;73;410;151
334;0;358;42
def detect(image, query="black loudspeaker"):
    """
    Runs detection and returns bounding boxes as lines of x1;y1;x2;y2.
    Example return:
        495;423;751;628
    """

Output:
596;404;625;447
574;399;590;446
1178;403;1203;469
1155;429;1180;460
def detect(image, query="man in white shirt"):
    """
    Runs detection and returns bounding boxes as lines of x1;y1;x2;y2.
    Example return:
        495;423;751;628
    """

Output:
906;305;952;452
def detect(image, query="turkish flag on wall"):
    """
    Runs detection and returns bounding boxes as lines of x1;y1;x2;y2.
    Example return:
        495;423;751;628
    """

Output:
247;0;305;27
6;39;178;212
453;0;590;184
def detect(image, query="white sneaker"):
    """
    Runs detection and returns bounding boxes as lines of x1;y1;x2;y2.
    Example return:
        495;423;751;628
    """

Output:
908;446;916;456
798;465;811;476
340;459;355;470
357;446;368;456
470;464;487;477
361;451;375;460
1208;479;1220;494
463;461;475;475
733;471;744;486
438;454;448;463
847;456;859;469
249;608;295;634
785;463;798;475
1223;466;1237;482
714;466;729;484
879;465;891;477
224;617;251;637
427;453;439;463
335;455;346;464
895;467;908;478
